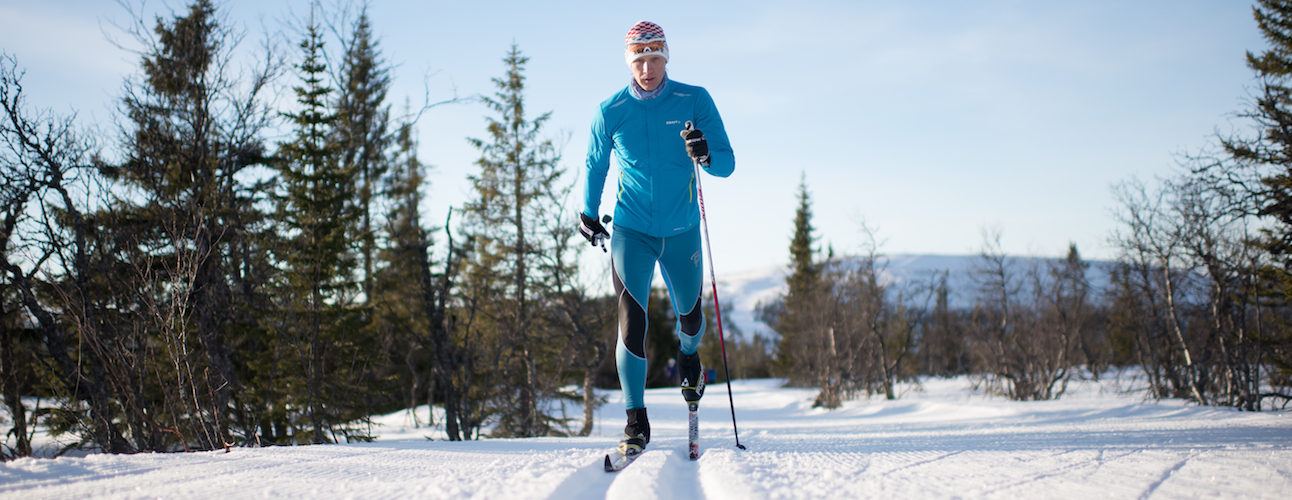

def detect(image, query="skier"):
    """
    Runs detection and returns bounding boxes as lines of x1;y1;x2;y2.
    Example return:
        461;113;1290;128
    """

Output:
578;21;735;459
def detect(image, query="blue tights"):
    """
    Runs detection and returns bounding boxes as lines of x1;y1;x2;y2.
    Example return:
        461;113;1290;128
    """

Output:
611;224;705;410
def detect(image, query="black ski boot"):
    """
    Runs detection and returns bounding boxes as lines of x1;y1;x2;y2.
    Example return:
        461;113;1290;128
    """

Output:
679;350;705;404
619;408;650;456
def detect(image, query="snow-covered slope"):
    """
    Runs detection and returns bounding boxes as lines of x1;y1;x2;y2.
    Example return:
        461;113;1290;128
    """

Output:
713;254;1111;339
3;374;1289;499
711;263;786;338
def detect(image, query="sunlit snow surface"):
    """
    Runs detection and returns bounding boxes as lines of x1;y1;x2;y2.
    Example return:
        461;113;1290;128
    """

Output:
2;375;1289;499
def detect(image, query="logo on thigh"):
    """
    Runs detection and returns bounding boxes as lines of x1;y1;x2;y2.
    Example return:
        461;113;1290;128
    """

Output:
691;251;701;267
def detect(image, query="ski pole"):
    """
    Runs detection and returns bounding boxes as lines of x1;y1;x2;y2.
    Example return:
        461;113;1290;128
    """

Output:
685;121;746;451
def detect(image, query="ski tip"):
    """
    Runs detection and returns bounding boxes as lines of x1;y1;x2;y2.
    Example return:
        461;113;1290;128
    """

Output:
604;454;614;472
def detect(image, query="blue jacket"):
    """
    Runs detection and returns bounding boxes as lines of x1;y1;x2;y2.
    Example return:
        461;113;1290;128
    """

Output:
583;79;735;238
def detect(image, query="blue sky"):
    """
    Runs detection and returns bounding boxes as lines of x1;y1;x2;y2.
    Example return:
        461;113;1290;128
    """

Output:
0;1;1268;289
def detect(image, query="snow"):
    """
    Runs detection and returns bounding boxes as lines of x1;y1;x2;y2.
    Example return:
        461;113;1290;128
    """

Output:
3;374;1289;499
712;263;786;338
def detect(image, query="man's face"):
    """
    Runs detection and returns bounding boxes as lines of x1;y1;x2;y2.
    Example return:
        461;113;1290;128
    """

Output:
630;54;666;91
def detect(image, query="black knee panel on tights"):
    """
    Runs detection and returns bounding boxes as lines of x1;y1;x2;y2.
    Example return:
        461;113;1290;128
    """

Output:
679;296;703;336
613;264;648;358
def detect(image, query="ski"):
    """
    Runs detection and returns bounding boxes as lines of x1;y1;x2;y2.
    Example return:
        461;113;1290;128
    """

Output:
688;402;699;460
603;448;643;472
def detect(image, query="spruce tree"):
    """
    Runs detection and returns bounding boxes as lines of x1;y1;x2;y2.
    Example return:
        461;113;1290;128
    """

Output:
374;116;428;410
774;173;823;384
273;16;364;444
111;0;275;449
462;44;569;437
372;114;473;439
787;173;822;296
1222;0;1292;392
334;9;392;301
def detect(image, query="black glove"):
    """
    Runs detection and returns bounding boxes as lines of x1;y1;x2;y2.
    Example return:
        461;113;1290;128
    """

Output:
680;124;710;166
578;212;611;250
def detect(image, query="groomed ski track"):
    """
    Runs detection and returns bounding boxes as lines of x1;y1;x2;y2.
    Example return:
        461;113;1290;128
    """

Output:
3;377;1290;499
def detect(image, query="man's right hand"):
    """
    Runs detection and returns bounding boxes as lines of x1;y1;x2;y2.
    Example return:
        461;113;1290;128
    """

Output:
579;213;611;250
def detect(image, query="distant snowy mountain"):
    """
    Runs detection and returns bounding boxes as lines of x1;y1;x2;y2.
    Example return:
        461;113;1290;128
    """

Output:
713;254;1111;340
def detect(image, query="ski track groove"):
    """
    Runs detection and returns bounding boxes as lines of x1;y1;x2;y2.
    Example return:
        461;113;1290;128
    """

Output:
1137;449;1201;500
973;449;1100;496
666;443;708;500
545;450;617;499
1083;448;1143;481
873;450;966;478
605;448;671;500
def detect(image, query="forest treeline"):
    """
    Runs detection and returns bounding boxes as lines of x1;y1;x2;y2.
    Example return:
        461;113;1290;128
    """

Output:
2;0;1292;459
761;176;1292;411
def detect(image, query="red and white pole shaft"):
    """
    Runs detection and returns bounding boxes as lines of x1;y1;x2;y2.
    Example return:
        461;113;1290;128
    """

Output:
686;121;746;451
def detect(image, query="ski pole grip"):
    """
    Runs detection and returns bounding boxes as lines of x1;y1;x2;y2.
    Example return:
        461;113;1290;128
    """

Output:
599;215;612;253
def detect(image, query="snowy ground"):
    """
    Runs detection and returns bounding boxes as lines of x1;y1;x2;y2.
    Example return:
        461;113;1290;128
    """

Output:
2;374;1290;499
